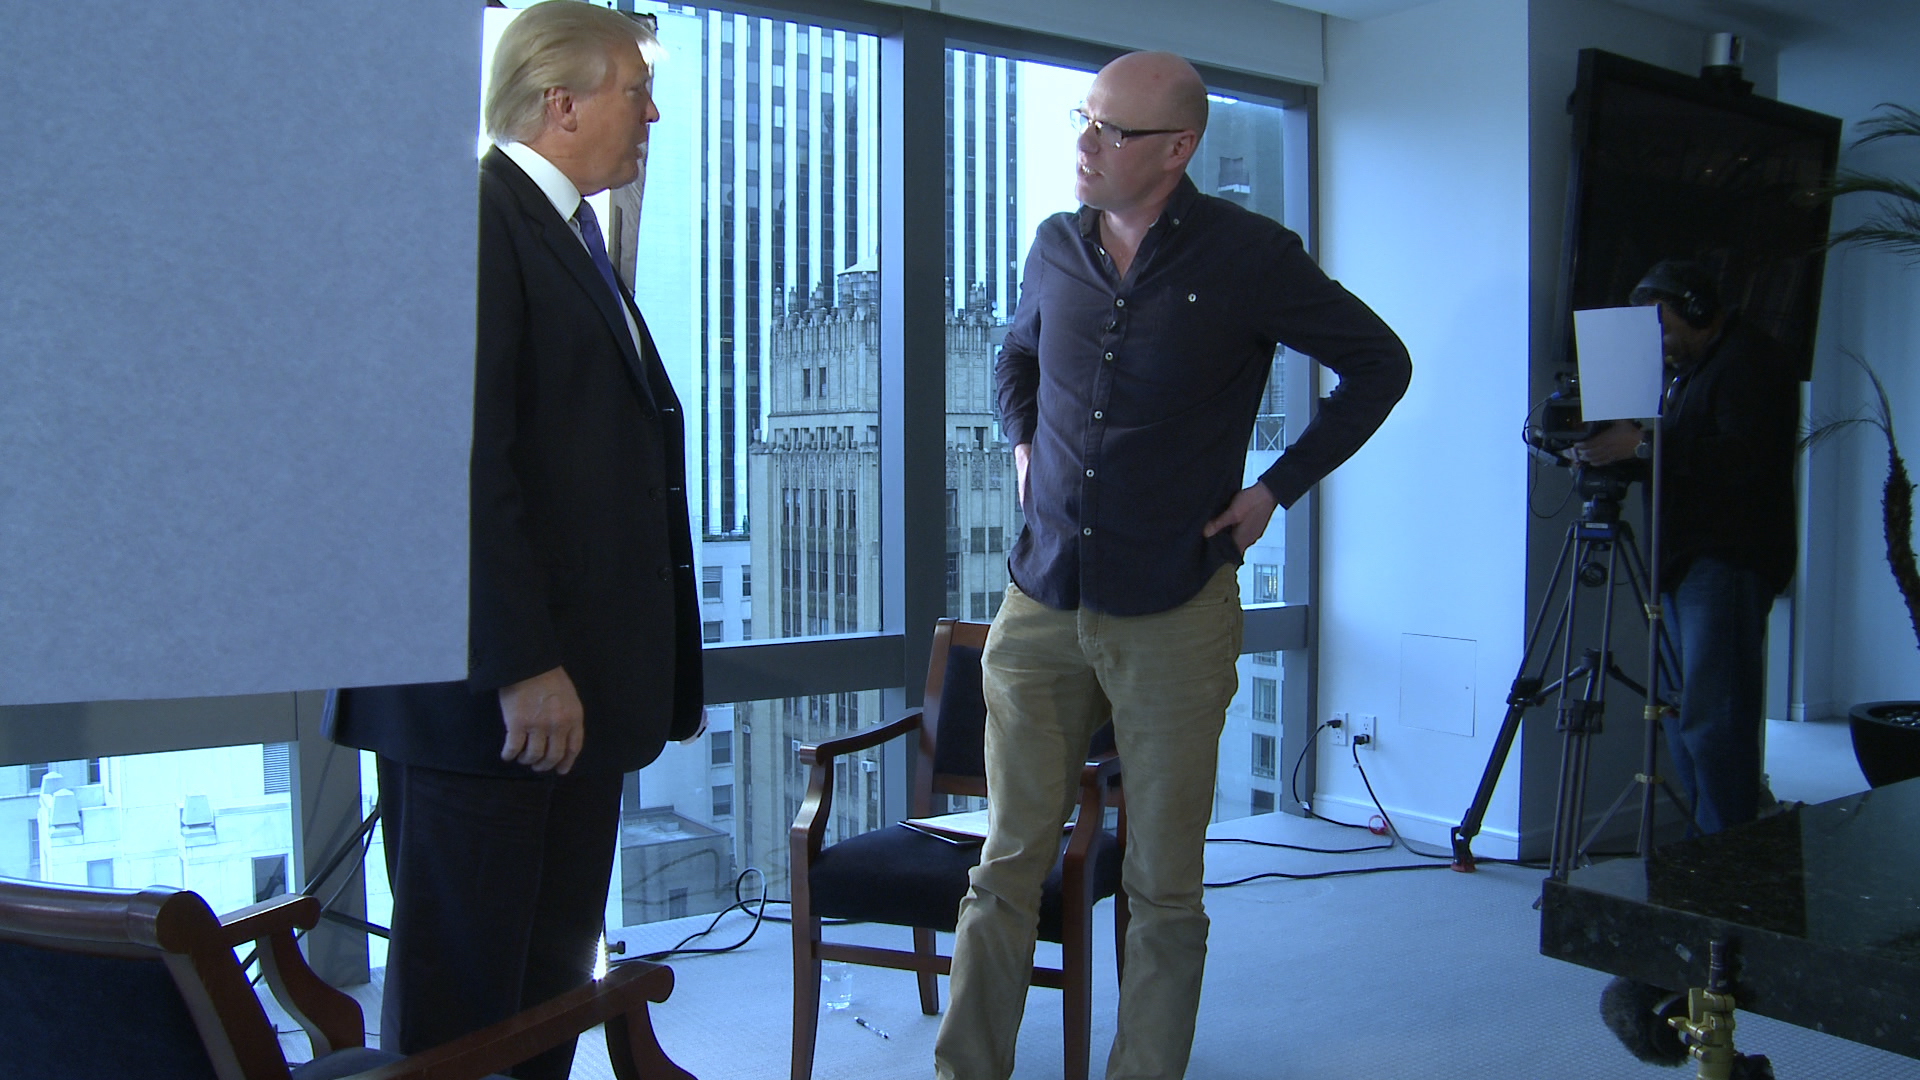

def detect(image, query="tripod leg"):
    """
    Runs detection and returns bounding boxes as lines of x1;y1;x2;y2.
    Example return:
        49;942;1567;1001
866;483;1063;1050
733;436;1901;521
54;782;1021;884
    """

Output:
1450;525;1581;871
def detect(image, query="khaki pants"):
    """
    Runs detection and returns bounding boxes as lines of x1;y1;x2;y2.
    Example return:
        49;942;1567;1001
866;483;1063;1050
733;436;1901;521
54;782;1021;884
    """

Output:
934;566;1243;1080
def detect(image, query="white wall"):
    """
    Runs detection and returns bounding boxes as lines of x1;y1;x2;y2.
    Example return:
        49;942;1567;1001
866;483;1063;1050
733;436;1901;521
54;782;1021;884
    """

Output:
1779;37;1920;717
1317;0;1534;854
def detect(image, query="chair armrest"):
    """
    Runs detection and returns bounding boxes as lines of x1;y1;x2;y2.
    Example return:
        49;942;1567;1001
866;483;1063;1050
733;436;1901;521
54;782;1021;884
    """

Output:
217;893;368;1057
338;961;691;1080
797;712;922;766
1072;756;1122;833
216;893;318;947
790;712;922;864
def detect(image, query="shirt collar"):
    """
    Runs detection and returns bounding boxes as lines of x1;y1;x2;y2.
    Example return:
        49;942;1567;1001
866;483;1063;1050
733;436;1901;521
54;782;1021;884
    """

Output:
1076;173;1202;238
498;141;584;224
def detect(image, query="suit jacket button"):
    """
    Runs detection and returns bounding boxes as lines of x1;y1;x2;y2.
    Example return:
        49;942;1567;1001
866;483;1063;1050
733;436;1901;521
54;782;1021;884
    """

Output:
658;566;672;581
650;487;665;500
642;407;657;420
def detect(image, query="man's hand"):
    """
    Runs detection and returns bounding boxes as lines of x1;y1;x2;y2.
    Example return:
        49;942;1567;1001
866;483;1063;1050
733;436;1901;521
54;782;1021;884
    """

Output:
1568;421;1644;467
1203;482;1279;554
1013;442;1031;504
499;665;584;774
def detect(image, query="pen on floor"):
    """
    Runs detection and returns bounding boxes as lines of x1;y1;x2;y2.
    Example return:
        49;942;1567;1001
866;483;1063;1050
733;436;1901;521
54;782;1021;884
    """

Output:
854;1015;890;1039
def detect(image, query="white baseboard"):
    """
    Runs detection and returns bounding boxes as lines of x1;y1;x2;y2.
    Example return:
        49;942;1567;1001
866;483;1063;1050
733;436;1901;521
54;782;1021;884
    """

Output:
1306;792;1521;862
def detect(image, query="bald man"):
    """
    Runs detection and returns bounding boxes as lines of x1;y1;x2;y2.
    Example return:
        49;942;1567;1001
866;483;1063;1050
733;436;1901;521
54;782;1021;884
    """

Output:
934;52;1410;1080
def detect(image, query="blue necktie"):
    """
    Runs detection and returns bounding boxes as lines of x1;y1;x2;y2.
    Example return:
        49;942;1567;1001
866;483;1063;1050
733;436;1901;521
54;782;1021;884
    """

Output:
572;198;624;301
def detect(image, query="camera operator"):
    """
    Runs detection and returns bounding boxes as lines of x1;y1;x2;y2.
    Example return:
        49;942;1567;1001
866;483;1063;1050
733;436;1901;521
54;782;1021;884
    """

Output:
1570;260;1798;835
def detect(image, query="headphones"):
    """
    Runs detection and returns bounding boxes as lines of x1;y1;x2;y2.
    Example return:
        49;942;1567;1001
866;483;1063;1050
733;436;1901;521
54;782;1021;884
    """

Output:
1629;260;1721;329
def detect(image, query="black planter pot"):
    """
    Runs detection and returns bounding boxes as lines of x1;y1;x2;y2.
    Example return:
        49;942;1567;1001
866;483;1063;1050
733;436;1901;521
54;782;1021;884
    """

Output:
1848;701;1920;788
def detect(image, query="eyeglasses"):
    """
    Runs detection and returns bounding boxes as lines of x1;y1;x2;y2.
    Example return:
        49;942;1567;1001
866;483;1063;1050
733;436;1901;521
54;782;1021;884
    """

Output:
1068;107;1185;149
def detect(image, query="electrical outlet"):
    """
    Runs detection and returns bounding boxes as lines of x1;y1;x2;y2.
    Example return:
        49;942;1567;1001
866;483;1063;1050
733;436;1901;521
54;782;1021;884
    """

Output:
1329;711;1349;747
1355;714;1377;750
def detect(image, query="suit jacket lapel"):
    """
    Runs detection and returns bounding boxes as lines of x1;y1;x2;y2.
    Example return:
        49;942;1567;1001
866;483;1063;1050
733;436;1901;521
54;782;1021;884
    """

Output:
534;216;658;410
483;149;656;410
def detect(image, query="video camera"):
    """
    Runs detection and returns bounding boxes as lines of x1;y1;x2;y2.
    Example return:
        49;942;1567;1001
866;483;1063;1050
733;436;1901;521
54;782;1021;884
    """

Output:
1525;371;1638;513
1527;370;1599;456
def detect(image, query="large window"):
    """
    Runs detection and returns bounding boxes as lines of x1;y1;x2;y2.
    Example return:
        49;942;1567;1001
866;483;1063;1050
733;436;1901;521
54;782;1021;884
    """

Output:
621;6;884;649
0;748;294;916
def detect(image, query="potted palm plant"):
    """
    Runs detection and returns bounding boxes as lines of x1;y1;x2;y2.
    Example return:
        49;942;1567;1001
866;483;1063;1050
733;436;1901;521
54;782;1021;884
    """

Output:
1810;103;1920;786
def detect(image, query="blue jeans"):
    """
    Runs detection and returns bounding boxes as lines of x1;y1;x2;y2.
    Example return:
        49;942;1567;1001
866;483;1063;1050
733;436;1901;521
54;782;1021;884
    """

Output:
1662;557;1774;836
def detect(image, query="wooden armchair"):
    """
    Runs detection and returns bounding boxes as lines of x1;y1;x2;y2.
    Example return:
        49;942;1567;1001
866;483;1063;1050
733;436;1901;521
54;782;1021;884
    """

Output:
788;618;1127;1080
0;877;694;1080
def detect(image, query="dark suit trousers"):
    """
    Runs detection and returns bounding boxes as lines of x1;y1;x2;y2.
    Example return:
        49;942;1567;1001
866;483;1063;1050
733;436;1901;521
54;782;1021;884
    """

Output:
377;757;623;1080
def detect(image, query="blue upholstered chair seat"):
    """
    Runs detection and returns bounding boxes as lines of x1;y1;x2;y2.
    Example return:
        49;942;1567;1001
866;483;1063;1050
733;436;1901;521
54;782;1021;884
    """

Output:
808;823;1122;941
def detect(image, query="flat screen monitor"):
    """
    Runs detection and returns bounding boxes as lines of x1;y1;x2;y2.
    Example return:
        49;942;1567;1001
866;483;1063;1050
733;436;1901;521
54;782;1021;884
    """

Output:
1558;48;1841;381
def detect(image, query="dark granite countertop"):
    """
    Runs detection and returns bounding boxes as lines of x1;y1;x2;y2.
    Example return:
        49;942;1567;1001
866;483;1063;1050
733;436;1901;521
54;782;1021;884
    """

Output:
1541;777;1920;1058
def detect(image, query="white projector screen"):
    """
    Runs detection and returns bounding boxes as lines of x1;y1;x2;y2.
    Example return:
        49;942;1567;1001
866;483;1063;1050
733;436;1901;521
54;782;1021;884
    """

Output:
0;2;478;706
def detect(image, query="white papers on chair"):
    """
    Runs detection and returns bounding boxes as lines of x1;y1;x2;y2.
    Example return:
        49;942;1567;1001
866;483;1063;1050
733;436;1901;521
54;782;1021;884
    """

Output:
1573;305;1664;421
899;808;1078;845
900;809;992;844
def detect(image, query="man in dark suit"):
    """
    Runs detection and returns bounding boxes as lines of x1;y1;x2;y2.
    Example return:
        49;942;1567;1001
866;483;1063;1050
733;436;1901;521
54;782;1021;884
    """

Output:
326;5;700;1078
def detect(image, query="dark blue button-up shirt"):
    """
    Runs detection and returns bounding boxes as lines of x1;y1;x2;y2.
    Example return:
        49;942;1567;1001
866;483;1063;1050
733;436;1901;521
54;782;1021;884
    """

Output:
998;175;1411;615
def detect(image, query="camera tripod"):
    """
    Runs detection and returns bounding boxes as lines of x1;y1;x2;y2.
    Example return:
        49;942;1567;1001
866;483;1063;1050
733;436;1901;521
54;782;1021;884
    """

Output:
1449;464;1691;880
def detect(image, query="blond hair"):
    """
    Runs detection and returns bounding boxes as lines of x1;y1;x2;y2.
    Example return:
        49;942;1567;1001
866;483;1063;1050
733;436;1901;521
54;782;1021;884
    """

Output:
484;1;660;144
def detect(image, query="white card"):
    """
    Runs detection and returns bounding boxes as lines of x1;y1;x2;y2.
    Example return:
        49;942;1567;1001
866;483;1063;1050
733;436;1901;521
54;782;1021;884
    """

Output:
1573;305;1664;421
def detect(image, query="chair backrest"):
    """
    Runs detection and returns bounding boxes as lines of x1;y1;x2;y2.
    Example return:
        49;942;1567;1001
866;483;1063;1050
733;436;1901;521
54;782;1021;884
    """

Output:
913;618;1114;816
0;878;292;1080
916;619;993;812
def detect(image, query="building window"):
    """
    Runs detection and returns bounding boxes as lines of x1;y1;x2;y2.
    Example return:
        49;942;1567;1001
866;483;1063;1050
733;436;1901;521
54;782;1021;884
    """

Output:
86;758;103;785
741;619;753;641
86;858;114;888
712;784;733;818
1253;416;1286;451
262;743;291;796
970;592;987;619
1252;563;1281;603
1251;788;1275;814
1253;678;1278;725
252;854;288;902
702;620;724;643
711;729;732;768
27;762;48;792
1253;650;1278;666
702;565;723;601
1252;733;1276;780
945;552;961;617
740;565;751;598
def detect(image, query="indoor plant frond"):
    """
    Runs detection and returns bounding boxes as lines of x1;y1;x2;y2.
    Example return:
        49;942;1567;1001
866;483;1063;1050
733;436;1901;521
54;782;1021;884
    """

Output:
1804;354;1920;650
1825;104;1920;261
